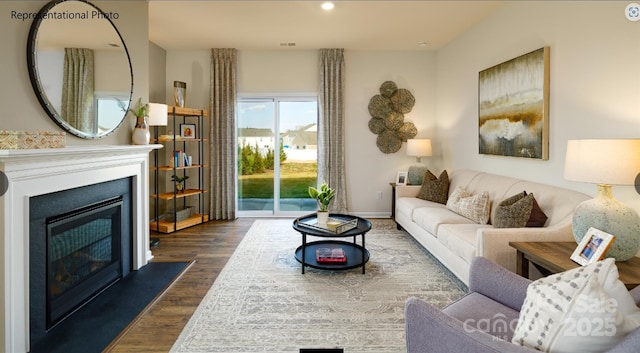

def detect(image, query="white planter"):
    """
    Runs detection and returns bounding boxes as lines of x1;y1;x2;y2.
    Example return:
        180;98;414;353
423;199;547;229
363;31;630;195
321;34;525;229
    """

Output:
317;211;329;225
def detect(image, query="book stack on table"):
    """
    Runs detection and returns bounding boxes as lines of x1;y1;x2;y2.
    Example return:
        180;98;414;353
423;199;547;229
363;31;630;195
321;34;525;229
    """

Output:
316;248;346;263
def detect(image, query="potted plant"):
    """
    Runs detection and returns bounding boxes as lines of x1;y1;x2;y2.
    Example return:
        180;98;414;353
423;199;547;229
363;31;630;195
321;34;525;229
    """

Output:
308;181;335;225
171;175;189;193
118;97;150;145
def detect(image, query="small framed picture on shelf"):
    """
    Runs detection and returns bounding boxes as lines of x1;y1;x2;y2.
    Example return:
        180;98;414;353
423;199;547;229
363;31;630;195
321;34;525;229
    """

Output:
180;124;196;139
396;171;408;186
570;227;615;266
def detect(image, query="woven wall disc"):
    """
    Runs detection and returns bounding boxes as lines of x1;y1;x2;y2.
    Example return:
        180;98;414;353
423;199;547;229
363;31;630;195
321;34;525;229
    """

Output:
383;111;404;131
390;88;415;114
376;130;402;154
368;95;393;119
379;81;398;98
397;122;418;141
368;118;386;134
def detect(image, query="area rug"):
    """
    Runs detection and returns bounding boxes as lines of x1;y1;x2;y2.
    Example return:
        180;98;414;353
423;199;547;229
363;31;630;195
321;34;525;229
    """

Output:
170;219;465;353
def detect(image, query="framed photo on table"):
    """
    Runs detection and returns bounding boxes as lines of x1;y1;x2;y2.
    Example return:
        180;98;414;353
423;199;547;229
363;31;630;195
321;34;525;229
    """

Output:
180;123;196;139
396;171;407;186
570;227;615;266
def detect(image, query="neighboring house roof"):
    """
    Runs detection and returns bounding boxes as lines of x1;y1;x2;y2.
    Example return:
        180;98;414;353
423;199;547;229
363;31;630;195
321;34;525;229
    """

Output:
292;131;317;146
238;128;274;137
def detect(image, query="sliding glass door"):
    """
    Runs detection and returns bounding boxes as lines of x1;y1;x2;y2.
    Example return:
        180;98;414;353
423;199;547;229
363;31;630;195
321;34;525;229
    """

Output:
237;96;318;216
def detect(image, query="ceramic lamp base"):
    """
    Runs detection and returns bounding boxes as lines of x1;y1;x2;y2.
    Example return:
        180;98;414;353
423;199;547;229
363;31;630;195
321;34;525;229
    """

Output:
407;165;429;185
572;184;640;261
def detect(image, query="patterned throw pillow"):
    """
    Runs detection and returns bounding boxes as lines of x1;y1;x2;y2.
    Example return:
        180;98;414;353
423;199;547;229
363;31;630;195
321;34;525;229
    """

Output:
494;191;534;228
416;170;449;204
445;186;491;224
512;258;640;352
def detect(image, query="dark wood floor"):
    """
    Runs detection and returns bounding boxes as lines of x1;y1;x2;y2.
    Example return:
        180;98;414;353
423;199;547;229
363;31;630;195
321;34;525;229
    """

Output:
105;218;258;353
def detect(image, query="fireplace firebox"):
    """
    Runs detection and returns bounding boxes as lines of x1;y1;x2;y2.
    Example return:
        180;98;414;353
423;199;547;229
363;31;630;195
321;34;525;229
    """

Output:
29;177;132;346
46;196;123;328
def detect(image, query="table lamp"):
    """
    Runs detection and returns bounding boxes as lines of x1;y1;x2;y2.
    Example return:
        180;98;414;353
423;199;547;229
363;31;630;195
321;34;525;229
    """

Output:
148;103;168;128
406;139;432;185
147;103;168;246
564;139;640;261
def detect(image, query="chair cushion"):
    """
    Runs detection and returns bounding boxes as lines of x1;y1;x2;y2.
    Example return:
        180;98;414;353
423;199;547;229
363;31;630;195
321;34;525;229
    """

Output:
512;258;640;352
443;292;521;342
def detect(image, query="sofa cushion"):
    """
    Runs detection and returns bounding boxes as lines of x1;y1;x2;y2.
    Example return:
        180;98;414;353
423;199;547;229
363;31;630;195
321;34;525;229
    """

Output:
396;197;444;221
413;207;474;235
443;292;521;342
512;258;640;352
437;223;491;264
416;170;449;204
494;192;534;228
446;187;491;224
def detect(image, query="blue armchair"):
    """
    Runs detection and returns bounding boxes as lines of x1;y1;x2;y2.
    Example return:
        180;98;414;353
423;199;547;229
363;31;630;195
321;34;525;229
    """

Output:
405;256;640;353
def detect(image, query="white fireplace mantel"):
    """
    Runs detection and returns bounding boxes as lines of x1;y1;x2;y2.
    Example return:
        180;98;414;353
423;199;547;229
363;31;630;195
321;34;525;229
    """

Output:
0;144;161;353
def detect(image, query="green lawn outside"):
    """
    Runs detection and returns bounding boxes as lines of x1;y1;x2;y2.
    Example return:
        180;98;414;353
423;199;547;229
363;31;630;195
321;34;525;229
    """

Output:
239;162;317;199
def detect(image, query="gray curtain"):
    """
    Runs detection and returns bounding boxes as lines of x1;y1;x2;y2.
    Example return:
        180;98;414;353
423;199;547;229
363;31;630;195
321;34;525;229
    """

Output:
210;48;237;220
61;48;95;133
318;48;347;213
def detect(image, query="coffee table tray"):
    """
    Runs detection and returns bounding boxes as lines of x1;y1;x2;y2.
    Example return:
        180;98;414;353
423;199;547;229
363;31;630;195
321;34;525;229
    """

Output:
294;215;358;235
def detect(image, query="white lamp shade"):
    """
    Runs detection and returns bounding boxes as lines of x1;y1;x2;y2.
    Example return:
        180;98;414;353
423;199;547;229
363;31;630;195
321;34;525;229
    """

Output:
148;103;168;126
564;139;640;185
406;139;432;157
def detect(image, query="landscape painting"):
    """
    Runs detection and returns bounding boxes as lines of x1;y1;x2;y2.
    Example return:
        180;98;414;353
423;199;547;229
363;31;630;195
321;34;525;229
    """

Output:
478;47;549;160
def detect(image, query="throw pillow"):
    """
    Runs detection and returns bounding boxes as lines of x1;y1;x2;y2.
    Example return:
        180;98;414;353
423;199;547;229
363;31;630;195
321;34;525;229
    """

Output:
445;186;491;224
416;170;449;204
494;191;534;228
526;195;548;227
511;258;640;352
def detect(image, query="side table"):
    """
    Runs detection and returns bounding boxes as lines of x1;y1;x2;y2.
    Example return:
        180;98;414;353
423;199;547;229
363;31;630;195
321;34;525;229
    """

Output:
509;241;640;289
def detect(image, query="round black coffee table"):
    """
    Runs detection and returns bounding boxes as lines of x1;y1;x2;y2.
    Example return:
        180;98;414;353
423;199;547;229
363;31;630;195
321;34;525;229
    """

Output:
292;214;372;274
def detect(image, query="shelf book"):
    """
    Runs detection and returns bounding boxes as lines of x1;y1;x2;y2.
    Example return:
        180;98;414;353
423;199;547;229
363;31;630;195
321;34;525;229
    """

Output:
316;248;347;263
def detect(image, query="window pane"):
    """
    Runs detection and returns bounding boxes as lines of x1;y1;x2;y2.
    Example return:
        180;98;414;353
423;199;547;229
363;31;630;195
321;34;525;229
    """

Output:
278;101;317;212
237;100;275;212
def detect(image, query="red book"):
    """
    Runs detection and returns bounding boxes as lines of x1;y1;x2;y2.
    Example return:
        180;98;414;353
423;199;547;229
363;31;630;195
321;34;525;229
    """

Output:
316;248;346;263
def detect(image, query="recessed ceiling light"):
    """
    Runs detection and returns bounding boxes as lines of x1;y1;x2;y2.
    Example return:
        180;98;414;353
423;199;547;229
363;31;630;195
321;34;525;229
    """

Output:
418;41;428;48
321;2;334;11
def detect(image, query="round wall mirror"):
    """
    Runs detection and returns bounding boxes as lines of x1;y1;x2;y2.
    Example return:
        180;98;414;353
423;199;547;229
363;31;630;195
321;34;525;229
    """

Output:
27;0;133;139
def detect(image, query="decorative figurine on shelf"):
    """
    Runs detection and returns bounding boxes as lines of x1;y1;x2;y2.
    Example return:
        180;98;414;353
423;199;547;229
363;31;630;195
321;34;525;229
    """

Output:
171;175;189;193
119;97;150;145
308;181;335;225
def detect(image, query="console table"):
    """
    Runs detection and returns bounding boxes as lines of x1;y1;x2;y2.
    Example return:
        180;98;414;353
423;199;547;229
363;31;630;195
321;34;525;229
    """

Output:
509;241;640;289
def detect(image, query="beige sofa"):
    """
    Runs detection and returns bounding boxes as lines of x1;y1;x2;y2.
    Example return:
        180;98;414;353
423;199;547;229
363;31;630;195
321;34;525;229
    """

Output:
395;169;590;285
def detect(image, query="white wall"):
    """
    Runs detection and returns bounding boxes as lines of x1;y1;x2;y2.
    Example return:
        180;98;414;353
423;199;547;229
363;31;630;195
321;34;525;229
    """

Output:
345;51;436;215
436;1;640;212
0;1;149;145
165;49;435;216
